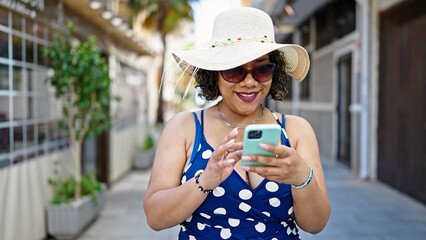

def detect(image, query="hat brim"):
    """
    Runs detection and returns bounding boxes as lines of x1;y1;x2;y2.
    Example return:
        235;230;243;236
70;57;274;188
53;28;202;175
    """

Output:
172;42;310;82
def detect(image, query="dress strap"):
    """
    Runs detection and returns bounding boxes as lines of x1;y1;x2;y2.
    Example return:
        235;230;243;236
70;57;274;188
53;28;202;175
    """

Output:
192;112;202;129
189;112;202;165
271;112;291;147
200;109;205;135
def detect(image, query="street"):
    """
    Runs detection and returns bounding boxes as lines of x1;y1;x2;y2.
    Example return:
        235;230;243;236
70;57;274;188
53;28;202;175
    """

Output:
78;162;426;240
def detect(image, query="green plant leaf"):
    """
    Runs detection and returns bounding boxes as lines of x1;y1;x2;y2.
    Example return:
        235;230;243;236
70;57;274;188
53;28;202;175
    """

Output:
142;135;155;150
43;23;120;143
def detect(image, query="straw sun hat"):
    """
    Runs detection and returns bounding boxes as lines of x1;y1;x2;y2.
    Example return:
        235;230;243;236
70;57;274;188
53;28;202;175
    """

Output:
172;7;310;82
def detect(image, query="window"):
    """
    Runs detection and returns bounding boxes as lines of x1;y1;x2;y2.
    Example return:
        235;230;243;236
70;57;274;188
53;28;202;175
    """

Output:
301;20;310;47
284;76;293;100
300;53;312;101
0;63;8;90
0;31;8;58
112;62;145;130
0;8;69;169
315;0;356;49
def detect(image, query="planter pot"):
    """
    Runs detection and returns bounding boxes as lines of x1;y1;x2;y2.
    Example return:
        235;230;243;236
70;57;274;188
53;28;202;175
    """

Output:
132;147;156;170
47;184;106;240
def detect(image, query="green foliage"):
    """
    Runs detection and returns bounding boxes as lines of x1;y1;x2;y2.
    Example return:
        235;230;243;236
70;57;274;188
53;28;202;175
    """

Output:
81;174;102;204
128;0;196;35
48;174;101;205
128;0;198;123
142;135;155;150
43;23;116;142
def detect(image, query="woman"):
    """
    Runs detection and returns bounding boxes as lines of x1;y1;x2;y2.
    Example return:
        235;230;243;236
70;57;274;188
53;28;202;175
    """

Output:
144;7;330;240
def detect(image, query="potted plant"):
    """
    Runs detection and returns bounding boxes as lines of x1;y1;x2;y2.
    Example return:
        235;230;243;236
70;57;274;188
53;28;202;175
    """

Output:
47;173;106;239
133;134;156;169
43;23;118;239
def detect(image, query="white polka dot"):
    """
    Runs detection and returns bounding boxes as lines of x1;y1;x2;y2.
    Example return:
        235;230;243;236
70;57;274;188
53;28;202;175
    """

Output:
186;214;192;222
292;228;297;235
194;169;204;178
181;225;186;231
198;144;201;151
200;213;211;219
214;207;227;215
197;222;205;230
288;206;294;215
238;189;252;200
239;202;251;212
281;221;288;227
272;238;278;240
181;175;187;184
255;222;266;233
213;187;225;197
214;225;223;229
287;227;292;235
269;197;281;207
184;163;192;172
220;228;232;239
189;235;196;240
246;218;254;221
202;150;212;159
262;211;270;217
266;181;279;192
228;218;240;227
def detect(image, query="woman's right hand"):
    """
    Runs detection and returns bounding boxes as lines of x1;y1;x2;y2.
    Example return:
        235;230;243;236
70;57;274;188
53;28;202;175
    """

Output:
198;128;243;190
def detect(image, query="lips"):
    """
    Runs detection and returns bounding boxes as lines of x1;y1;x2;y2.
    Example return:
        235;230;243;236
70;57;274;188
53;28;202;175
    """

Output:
235;91;259;102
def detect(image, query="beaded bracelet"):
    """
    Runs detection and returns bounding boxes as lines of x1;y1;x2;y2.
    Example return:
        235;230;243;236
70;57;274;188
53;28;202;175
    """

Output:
195;172;213;194
291;165;313;189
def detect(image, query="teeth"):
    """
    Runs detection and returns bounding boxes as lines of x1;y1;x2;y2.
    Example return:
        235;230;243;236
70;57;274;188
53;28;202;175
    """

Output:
240;93;255;97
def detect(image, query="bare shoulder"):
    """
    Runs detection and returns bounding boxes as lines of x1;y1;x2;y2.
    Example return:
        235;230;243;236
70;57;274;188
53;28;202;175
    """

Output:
153;110;199;176
280;114;317;148
164;111;197;129
161;110;198;141
284;115;313;130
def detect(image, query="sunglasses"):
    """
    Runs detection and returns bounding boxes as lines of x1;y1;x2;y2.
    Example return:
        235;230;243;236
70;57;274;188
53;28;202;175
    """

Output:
220;63;276;83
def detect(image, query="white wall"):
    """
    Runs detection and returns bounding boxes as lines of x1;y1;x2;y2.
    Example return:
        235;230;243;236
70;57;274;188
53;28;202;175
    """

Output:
0;149;73;240
109;124;146;183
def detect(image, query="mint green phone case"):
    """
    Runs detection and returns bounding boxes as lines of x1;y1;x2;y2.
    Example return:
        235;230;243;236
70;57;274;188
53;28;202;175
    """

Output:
242;124;281;166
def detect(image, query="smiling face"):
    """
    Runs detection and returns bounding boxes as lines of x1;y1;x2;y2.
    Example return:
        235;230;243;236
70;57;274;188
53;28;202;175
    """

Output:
217;55;272;117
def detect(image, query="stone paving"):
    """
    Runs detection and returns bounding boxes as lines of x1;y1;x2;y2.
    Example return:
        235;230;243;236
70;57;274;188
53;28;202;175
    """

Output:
78;162;426;240
299;163;426;240
77;170;179;240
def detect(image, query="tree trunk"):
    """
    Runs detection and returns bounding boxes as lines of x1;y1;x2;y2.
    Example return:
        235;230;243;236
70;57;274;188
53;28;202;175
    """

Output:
155;29;167;123
156;62;165;123
74;140;82;200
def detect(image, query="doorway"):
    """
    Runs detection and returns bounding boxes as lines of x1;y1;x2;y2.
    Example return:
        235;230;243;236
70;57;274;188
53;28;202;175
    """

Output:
82;132;109;184
378;0;425;204
337;53;352;166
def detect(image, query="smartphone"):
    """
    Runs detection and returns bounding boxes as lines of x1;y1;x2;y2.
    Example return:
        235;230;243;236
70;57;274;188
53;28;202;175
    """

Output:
242;124;281;166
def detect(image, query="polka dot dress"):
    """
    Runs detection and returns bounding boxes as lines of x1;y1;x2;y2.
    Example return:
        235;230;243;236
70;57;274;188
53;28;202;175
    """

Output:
179;111;300;240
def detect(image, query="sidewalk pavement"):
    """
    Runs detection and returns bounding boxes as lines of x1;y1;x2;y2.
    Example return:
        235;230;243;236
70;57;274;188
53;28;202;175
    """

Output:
77;162;426;240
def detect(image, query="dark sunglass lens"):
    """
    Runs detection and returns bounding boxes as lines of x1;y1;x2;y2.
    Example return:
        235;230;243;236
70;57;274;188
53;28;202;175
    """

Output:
253;64;275;81
222;67;246;82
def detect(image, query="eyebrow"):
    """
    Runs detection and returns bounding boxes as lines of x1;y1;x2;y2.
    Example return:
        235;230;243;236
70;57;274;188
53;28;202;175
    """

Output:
255;57;269;62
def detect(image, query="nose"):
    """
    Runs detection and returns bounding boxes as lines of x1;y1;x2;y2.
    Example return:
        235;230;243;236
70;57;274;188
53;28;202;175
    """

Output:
240;71;258;87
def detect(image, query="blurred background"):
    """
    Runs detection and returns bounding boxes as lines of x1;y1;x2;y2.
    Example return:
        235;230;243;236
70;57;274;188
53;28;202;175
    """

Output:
0;0;425;239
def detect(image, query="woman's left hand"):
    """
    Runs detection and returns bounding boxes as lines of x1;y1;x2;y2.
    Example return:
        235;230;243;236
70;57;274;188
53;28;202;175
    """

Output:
241;143;310;186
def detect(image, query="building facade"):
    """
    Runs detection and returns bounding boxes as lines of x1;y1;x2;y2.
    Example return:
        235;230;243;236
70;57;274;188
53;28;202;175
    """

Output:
258;0;425;204
0;1;154;239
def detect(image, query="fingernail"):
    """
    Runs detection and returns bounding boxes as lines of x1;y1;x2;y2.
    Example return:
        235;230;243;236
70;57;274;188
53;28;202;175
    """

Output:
242;156;252;161
226;139;235;147
241;166;250;171
226;159;235;164
259;143;269;149
231;128;238;136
